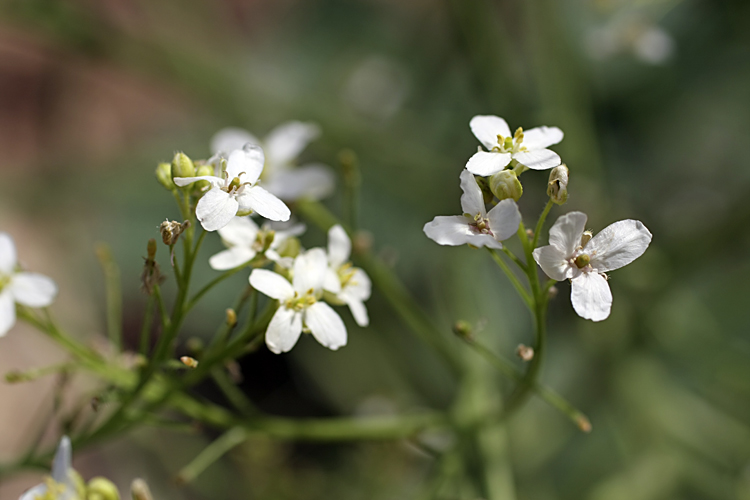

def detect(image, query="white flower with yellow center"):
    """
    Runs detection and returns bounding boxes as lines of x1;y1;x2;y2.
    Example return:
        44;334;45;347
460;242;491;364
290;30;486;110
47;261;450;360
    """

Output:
322;225;372;327
423;170;521;249
533;212;652;322
211;121;335;201
19;436;79;500
0;233;57;338
249;248;347;354
174;145;290;231
208;217;305;271
466;115;564;176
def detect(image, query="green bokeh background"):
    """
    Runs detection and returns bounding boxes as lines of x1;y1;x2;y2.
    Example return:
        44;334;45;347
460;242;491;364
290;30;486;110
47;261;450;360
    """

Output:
1;0;749;498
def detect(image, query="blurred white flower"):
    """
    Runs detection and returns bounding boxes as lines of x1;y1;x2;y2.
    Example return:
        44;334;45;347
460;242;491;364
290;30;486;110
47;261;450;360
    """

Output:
423;170;521;249
343;55;409;120
249;248;347;354
466;115;564;176
208;217;305;270
174;145;290;231
586;17;674;65
323;225;372;327
211;121;335;201
19;436;78;500
0;233;57;338
532;212;652;322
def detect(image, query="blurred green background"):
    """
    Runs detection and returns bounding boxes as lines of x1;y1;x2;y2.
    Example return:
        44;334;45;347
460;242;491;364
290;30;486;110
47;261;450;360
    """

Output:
1;0;749;498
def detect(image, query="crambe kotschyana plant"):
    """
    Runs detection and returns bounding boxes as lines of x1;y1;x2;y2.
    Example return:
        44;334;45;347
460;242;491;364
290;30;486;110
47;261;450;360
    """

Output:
1;114;651;498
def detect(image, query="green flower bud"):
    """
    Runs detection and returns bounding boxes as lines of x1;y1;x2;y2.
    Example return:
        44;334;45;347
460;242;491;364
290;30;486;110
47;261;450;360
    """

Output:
171;152;195;181
474;176;495;205
130;479;153;500
489;170;523;202
452;320;473;339
193;164;214;193
86;477;121;500
547;164;569;205
155;163;174;190
276;237;301;260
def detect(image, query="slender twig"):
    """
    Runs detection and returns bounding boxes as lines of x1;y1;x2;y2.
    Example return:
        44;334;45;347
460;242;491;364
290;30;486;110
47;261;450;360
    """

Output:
488;249;532;309
94;243;122;351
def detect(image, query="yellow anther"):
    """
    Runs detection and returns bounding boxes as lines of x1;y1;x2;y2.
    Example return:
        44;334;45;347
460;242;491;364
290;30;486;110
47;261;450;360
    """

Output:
514;127;524;143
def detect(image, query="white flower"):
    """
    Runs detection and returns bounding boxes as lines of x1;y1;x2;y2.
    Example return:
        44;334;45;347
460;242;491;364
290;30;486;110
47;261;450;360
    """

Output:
208;217;306;270
532;212;652;322
249;248;347;354
0;233;57;338
211;122;335;201
322;225;372;327
174;145;291;232
19;436;78;500
466;115;564;176
423;170;521;249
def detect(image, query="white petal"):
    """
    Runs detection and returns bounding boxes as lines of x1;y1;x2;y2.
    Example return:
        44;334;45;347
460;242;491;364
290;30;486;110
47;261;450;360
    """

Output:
521;126;564;150
217;216;260;247
226;146;264;184
340;268;371;301
0;291;16;337
327;224;351;268
264;121;321;166
249;269;294;300
323;268;342;294
423;216;503;249
237;186;291;222
459;169;486;216
470;115;511;150
9;273;57;308
262;164;336;201
487;199;521;242
305;302;347;350
52;436;72;484
465;151;512;177
269;222;307;250
548;211;587;255
195;187;239;232
210;127;259;155
512;149;561;170
173;175;223;188
209;247;256;270
344;298;369;327
265;307;303;354
532;245;576;281
0;233;17;274
587;219;652;273
18;484;48;500
293;248;328;294
571;272;612;322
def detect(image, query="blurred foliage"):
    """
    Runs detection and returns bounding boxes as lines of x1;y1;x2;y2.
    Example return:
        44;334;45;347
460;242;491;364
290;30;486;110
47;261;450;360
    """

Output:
1;0;750;498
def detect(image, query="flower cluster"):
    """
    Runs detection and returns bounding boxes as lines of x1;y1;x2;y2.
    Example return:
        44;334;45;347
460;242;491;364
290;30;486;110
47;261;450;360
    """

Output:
424;114;651;321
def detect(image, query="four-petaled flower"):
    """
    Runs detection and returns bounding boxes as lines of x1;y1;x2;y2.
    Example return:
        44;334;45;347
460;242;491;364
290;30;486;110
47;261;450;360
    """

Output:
466;115;564;176
533;212;652;321
249;248;347;354
209;217;306;271
19;436;78;500
0;233;57;337
423;170;521;249
211;122;335;201
322;225;372;327
174;145;290;231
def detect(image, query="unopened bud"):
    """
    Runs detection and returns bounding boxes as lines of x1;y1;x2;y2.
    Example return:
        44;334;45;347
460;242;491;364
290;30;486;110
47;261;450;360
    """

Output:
547;164;569;205
146;239;157;260
277;237;301;259
171;152;196;181
548;286;558;299
489;170;523;202
87;477;121;500
516;344;534;362
474;175;495;205
225;308;237;327
577;415;592;433
180;356;199;369
452;320;473;339
352;231;374;255
193;164;214;192
155;162;175;190
186;337;204;356
130;479;153;500
160;220;190;246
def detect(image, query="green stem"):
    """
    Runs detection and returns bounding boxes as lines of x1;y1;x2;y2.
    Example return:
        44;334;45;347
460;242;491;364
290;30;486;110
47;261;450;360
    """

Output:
139;296;155;356
532;200;554;250
487;249;532;310
185;266;244;314
501;246;527;272
94;243;122;351
176;427;248;484
152;285;170;329
211;368;257;417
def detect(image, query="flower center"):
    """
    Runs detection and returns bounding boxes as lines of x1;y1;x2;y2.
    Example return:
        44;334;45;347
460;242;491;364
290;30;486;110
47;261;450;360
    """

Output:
222;171;253;196
252;229;276;253
467;213;493;235
337;262;357;288
574;254;591;269
492;127;528;154
34;477;68;500
284;289;317;311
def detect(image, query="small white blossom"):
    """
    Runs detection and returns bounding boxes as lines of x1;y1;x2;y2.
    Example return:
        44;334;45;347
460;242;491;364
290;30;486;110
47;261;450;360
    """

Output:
533;212;652;322
0;233;57;338
208;217;305;271
19;436;77;500
323;225;372;327
249;248;347;354
211;122;335;201
174;145;291;232
466;115;564;176
423;170;521;249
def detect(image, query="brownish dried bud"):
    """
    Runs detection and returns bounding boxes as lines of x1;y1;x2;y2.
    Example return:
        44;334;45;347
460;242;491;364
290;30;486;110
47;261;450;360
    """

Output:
160;220;191;246
516;344;534;362
180;356;199;369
